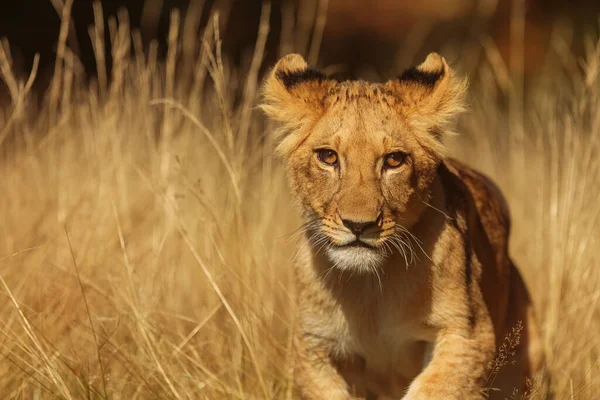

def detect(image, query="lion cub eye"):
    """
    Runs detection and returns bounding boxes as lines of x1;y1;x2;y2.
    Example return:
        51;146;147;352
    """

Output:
384;152;407;169
316;149;339;166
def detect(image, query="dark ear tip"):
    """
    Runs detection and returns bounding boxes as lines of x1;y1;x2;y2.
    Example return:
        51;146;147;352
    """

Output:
273;54;308;74
273;54;327;89
398;52;448;87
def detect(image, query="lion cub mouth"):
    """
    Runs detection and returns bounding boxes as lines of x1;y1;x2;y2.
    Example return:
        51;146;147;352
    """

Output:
325;240;385;273
338;240;375;249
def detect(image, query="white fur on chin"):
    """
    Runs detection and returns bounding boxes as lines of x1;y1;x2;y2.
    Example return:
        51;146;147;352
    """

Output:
325;245;385;274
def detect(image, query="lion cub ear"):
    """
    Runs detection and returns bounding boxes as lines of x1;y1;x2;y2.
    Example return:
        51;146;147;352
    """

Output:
261;54;335;148
387;53;467;136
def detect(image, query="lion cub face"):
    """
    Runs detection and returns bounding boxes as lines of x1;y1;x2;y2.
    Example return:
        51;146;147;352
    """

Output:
262;53;466;272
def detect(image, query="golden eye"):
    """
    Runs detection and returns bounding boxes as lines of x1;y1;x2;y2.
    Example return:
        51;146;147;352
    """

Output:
316;149;339;166
384;152;406;169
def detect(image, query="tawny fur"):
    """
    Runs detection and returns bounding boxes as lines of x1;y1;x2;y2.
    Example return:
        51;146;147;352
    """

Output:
262;53;543;399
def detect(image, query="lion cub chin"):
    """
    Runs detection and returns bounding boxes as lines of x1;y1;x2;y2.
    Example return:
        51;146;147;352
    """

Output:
326;245;386;273
262;52;544;399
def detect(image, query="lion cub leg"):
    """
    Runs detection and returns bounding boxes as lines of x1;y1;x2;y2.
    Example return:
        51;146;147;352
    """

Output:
402;329;495;400
294;334;358;400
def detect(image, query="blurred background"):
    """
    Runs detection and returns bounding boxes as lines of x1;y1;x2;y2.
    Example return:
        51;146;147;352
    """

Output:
0;2;599;399
1;0;600;92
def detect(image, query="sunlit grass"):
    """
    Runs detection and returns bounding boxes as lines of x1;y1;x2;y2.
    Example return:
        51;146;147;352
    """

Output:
0;2;598;399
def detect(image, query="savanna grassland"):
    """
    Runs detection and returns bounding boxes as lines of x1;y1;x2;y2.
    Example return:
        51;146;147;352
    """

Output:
0;1;599;399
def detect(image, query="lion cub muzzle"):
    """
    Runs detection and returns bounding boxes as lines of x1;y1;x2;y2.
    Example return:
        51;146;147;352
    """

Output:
340;211;383;237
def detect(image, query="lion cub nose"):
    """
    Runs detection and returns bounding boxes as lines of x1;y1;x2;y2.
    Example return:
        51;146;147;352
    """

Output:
341;219;378;236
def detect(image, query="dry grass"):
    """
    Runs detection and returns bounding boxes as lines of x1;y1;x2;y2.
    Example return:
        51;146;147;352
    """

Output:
0;2;599;399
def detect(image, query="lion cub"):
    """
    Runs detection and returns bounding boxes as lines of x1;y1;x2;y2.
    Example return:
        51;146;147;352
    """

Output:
262;53;543;399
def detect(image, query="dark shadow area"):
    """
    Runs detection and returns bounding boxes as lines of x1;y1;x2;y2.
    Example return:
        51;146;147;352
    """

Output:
1;0;599;94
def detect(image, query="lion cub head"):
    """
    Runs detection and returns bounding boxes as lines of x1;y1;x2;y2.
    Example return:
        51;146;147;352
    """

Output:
262;53;467;273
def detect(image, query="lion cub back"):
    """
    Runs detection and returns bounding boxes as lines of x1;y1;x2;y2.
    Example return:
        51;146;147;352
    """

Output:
440;158;543;393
